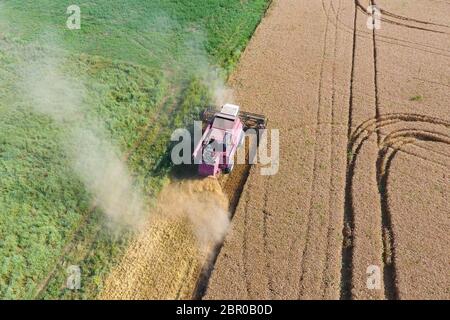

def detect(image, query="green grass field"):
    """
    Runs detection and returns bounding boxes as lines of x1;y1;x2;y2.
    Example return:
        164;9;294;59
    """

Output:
0;0;270;299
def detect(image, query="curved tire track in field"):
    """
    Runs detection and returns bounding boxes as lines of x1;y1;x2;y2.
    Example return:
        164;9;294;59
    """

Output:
343;113;450;299
377;129;450;299
341;0;449;298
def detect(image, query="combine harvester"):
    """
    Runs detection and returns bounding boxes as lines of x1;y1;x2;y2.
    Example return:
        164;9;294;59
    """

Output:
193;104;267;177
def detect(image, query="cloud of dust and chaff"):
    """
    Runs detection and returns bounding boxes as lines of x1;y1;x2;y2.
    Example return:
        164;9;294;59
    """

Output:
157;178;230;255
17;43;146;232
182;31;235;107
155;19;234;250
148;12;234;107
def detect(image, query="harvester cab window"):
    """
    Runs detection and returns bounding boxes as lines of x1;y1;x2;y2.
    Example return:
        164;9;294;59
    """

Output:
213;116;234;130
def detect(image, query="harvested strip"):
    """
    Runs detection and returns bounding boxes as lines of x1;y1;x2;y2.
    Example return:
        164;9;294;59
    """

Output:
99;179;229;299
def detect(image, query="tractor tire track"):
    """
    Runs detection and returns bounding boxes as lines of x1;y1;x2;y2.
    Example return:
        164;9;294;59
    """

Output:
344;113;450;299
297;0;333;298
262;175;275;298
355;0;450;34
242;177;253;297
286;0;332;299
340;0;359;299
206;0;353;299
327;1;450;59
380;8;450;29
371;0;381;146
341;0;449;299
322;0;342;298
377;129;450;299
206;0;449;300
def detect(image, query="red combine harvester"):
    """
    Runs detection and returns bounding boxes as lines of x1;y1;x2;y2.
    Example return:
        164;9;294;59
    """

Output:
193;104;267;177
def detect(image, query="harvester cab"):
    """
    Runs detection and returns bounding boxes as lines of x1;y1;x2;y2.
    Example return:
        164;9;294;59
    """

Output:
193;104;267;177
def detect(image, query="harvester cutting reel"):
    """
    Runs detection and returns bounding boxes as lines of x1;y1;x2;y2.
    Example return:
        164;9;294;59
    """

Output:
202;107;268;131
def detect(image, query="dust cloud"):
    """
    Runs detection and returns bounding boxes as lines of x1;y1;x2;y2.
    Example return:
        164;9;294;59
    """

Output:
9;12;234;244
168;23;235;107
18;46;146;231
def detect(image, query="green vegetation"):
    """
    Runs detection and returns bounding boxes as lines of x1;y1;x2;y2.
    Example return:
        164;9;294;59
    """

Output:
409;94;424;102
0;0;270;299
1;0;268;72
